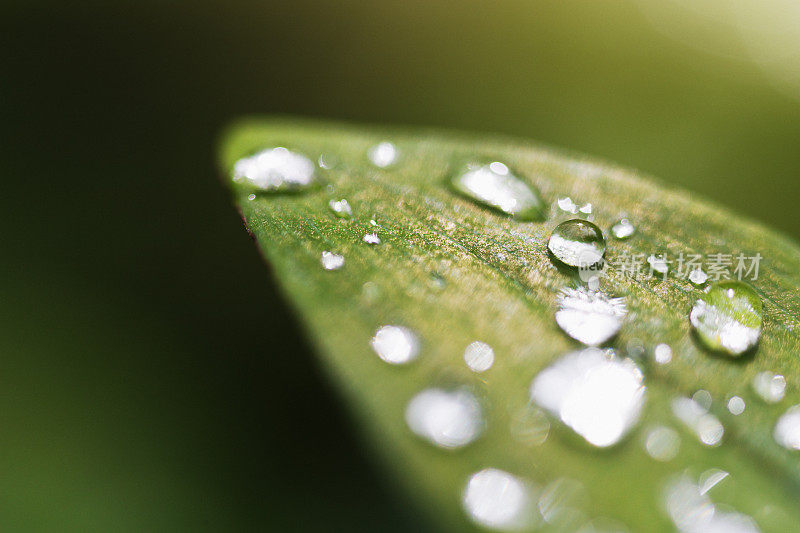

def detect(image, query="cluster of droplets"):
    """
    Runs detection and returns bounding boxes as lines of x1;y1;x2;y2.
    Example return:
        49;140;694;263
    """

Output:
231;143;790;531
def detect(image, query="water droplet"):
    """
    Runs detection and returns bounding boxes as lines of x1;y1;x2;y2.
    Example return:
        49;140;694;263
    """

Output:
671;397;724;446
664;475;759;533
654;343;673;365
752;371;786;403
450;162;546;221
554;287;627;346
318;153;335;170
530;348;645;447
405;388;482;448
644;425;680;461
328;198;353;218
727;396;746;415
370;325;419;364
547;219;606;268
233;147;316;191
462;469;537;530
538;478;587;526
689;269;709;287
320;251;345;271
774;404;800;450
368;141;398;168
464;341;494;372
509;405;550;446
692;389;713;410
578;203;593;215
362;233;381;245
690;281;762;357
610;218;635;240
698;469;729;495
247;193;256;201
647;254;669;275
557;197;579;214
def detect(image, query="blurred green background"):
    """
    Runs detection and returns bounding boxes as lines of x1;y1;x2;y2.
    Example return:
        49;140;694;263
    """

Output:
2;0;800;530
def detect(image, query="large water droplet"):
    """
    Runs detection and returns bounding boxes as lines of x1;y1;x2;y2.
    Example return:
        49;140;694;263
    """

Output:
547;219;606;268
368;141;398;168
462;469;537;531
463;341;494;372
610;218;636;240
774;404;800;450
328;198;353;218
689;281;762;357
370;325;419;364
554;287;627;346
752;371;786;403
530;348;645;447
450;162;546;221
320;251;345;271
644;425;680;462
233;147;316;191
671;397;724;447
405;388;483;448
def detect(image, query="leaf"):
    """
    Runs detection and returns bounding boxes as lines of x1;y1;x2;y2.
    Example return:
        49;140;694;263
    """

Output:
219;117;800;532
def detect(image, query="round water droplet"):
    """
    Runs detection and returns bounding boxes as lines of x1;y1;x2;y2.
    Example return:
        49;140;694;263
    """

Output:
610;218;635;240
247;193;256;201
547;219;606;268
464;341;494;372
653;343;673;365
692;389;713;410
320;251;345;271
405;388;483;448
689;269;709;287
644;425;680;461
727;395;746;415
530;348;645;447
232;147;316;191
328;198;353;218
462;469;536;530
370;325;419;364
554;287;627;346
690;281;763;357
362;233;381;245
752;371;786;403
368;141;398;168
509;406;550;446
671;397;724;447
647;254;669;275
774;404;800;450
557;197;579;214
450;162;546;221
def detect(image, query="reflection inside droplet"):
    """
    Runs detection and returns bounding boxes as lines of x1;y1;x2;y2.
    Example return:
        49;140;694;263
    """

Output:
370;325;419;364
405;388;483;449
450;162;546;221
530;348;645;447
554;287;627;346
463;468;537;530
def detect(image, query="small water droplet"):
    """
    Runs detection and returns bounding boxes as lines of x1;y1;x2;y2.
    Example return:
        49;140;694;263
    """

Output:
530;348;645;447
554;287;627;346
538;478;587;526
727;396;746;415
557;197;579;214
509;405;550;446
463;341;494;372
462;469;537;530
247;193;256;201
405;388;483;448
654;343;673;365
610;218;635;240
752;371;786;403
690;281;762;357
328;198;353;218
692;389;713;410
774;404;800;450
320;251;345;271
368;141;398;168
647;254;669;275
671;396;724;447
689;269;709;287
578;203;592;215
450;162;546;221
547;219;606;268
370;325;419;364
318;153;335;170
362;233;381;245
644;425;680;461
233;147;316;191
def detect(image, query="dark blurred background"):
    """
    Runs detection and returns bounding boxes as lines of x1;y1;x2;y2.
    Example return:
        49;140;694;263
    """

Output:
1;0;799;530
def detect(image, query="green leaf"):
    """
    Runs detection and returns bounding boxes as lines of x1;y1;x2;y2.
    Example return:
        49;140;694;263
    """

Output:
219;117;800;532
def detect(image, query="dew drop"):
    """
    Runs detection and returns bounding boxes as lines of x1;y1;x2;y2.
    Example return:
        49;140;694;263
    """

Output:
610;218;636;240
774;404;800;450
692;389;713;410
654;343;673;365
698;469;729;495
328;198;353;218
232;147;316;191
664;474;759;533
752;371;786;403
727;396;746;415
320;251;344;271
530;348;645;447
554;287;627;346
363;233;381;245
509;405;550;446
647;254;669;275
462;468;537;530
450;162;546;221
689;269;709;287
557;197;578;214
644;425;680;461
405;388;483;448
671;397;724;447
689;281;762;357
368;141;398;168
464;341;494;372
247;193;256;201
538;478;587;526
370;325;419;364
547;219;606;268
